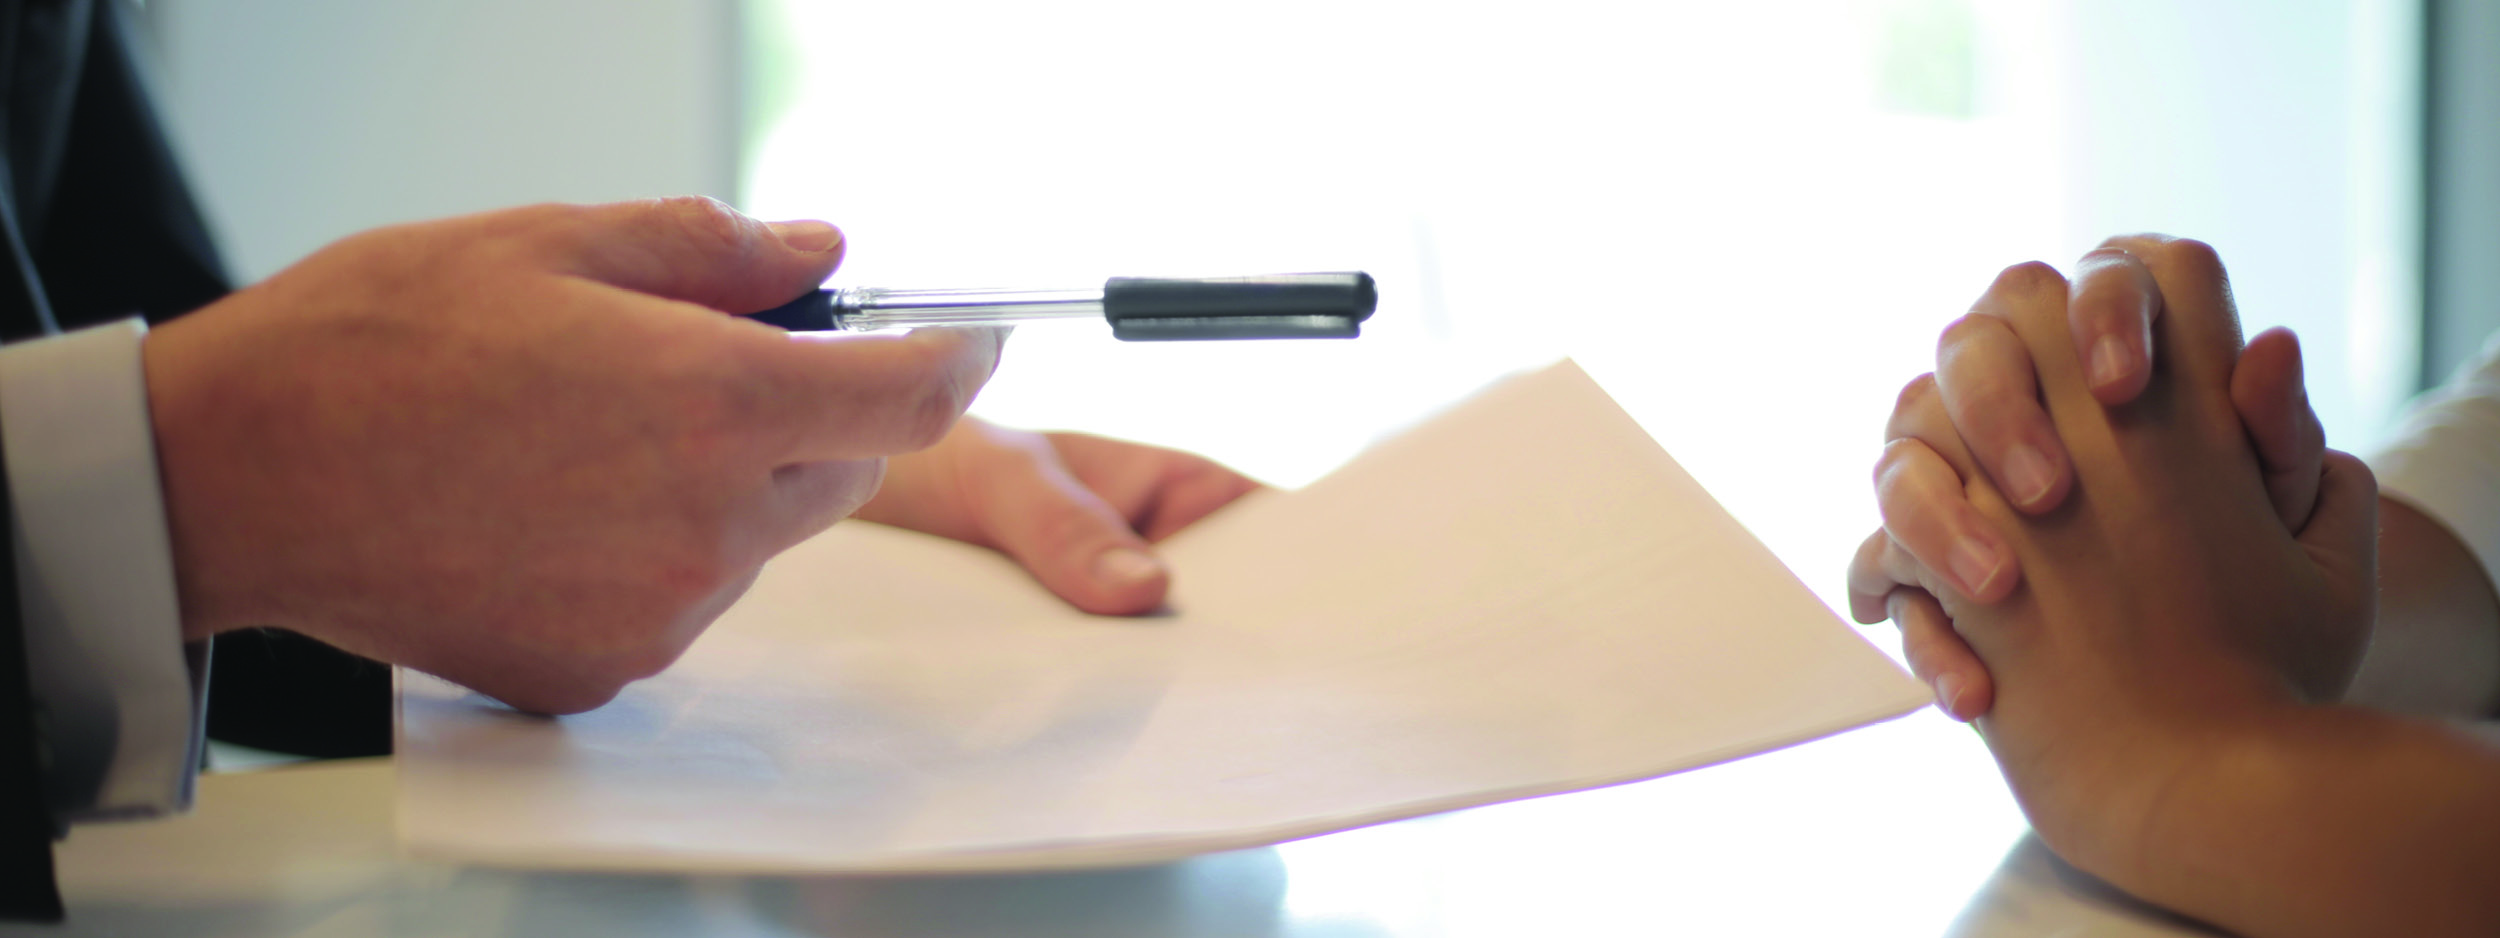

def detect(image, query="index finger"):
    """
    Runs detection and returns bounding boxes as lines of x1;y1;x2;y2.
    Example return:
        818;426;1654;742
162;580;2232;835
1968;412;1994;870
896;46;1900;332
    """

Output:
2094;234;2244;396
742;325;1010;462
537;197;846;314
2068;245;2161;404
1935;312;2072;513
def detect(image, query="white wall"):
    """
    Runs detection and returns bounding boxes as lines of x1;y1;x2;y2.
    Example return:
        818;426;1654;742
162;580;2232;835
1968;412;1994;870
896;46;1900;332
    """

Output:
141;0;743;283
2038;0;2421;454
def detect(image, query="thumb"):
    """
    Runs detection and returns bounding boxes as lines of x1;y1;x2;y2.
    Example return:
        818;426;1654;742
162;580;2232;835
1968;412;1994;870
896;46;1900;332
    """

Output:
548;197;844;313
2294;449;2379;700
2298;449;2378;576
978;454;1174;616
2232;327;2326;531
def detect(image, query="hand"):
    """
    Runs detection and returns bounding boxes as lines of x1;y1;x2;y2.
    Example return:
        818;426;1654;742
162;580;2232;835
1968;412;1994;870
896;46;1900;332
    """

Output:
144;197;1006;714
1878;249;2377;878
855;416;1263;615
1846;236;2328;720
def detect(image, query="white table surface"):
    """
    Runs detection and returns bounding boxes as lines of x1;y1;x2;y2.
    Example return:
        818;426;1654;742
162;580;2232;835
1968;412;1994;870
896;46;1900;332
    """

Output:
9;709;2224;938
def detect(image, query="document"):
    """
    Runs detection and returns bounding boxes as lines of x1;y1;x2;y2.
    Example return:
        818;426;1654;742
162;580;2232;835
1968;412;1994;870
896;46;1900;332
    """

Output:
396;360;1929;872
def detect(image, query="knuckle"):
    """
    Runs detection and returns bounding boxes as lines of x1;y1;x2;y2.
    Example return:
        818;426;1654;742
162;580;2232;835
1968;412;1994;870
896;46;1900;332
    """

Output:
1027;500;1111;555
1872;438;1929;488
888;353;979;452
1899;630;1940;676
1935;318;2028;402
1990;260;2068;299
1939;371;2026;431
1893;373;1938;414
2092;232;2164;258
2159;237;2226;276
1936;312;1997;350
1887;383;1946;448
1874;441;1961;523
2077;245;2134;267
898;385;971;452
658;195;752;252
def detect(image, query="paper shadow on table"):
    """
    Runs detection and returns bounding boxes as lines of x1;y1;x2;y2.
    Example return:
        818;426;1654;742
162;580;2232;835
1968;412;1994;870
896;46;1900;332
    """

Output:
32;848;1319;938
460;847;1369;938
730;848;1323;938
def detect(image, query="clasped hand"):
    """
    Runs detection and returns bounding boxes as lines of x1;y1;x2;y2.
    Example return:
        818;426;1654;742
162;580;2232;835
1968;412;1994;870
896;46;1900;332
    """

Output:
1846;236;2377;876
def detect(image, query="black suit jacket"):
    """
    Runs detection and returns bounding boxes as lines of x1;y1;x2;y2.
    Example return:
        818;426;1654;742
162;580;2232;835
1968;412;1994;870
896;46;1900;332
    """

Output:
0;0;228;920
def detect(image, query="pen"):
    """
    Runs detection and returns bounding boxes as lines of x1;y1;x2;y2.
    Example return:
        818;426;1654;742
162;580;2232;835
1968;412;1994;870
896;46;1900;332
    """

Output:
748;271;1376;340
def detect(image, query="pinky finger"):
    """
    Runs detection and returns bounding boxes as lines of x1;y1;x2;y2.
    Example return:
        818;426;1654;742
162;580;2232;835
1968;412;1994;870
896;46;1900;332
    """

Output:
1888;589;1996;721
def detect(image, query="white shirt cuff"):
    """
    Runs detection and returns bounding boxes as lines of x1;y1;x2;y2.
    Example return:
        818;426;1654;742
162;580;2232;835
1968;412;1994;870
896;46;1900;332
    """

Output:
0;319;200;822
2371;327;2500;598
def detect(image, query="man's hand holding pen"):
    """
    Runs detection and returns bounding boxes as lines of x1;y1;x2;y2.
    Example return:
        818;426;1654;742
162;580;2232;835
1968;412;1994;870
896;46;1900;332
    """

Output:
139;197;1256;714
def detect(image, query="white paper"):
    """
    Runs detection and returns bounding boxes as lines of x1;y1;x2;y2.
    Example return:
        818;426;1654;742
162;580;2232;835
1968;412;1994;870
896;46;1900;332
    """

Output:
396;360;1929;872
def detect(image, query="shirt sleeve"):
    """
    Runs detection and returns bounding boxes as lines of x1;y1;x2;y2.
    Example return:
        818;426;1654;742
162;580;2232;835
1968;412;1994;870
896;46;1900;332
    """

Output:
2370;330;2500;595
0;319;201;822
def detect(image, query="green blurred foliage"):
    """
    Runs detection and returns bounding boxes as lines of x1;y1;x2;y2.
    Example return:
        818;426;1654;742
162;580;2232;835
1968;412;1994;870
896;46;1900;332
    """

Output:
741;0;807;192
1873;0;1977;118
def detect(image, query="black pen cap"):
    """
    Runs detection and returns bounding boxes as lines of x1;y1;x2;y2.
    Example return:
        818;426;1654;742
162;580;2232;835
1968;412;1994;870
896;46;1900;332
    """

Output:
1103;272;1377;340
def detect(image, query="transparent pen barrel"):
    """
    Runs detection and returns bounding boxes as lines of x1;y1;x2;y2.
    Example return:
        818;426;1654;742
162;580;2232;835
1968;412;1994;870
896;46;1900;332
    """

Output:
834;287;1104;331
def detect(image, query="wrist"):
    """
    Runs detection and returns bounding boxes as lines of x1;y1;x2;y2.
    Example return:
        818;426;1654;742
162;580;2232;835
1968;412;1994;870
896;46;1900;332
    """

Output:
1985;658;2303;880
2042;699;2315;893
144;310;280;641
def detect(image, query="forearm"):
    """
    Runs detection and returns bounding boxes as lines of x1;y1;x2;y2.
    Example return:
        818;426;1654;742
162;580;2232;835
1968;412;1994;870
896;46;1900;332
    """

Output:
2346;497;2500;717
2111;706;2500;938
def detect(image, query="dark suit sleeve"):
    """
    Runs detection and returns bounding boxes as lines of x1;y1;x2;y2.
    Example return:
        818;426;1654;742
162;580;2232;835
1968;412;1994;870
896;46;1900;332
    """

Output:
36;0;227;331
54;7;394;762
0;0;229;919
0;431;61;922
0;0;401;908
0;0;66;920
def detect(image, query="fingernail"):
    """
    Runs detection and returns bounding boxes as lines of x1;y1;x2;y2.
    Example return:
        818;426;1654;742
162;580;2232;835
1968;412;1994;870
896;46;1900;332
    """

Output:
768;220;843;253
1093;547;1167;587
2002;444;2055;507
2089;335;2132;389
1948;537;2001;597
1933;673;1966;719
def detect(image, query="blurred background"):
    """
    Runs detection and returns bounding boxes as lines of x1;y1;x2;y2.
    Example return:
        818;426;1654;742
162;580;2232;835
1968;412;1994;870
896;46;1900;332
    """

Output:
136;0;2493;933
